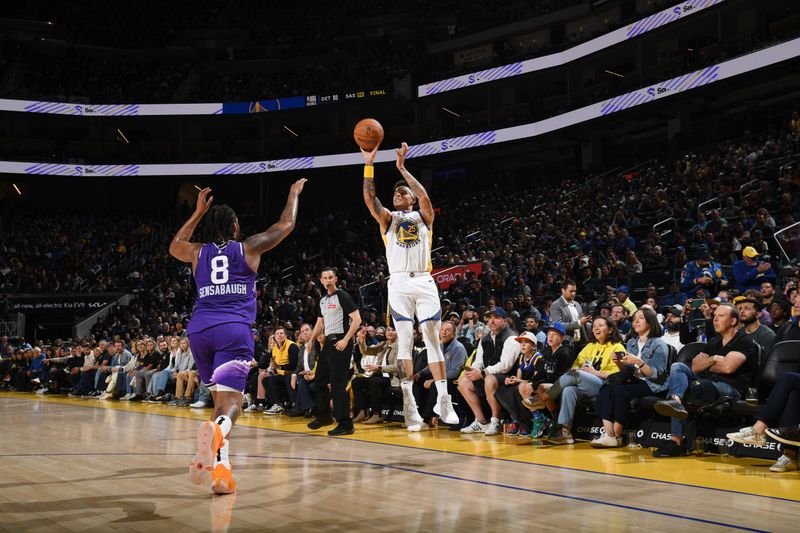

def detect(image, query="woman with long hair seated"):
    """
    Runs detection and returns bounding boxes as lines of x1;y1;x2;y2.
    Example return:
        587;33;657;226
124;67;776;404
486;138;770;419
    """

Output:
591;307;669;447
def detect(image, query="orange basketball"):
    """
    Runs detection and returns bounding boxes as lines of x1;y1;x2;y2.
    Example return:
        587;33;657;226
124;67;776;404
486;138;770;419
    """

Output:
353;118;384;151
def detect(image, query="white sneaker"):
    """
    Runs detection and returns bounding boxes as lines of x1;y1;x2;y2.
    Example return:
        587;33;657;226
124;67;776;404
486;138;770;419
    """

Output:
434;394;460;425
190;401;208;408
263;404;284;415
460;420;488;434
404;404;424;428
98;392;110;400
590;434;622;448
484;419;502;436
407;421;430;432
244;403;262;413
770;455;798;472
726;426;766;446
35;388;48;395
121;393;134;401
400;386;424;428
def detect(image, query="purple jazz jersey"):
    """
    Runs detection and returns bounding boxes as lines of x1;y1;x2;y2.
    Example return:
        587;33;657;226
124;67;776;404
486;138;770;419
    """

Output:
187;241;256;334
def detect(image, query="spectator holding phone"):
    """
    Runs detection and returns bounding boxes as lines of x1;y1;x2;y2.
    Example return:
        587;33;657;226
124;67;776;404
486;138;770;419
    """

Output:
679;297;716;345
457;308;488;345
549;280;591;349
592;307;669;447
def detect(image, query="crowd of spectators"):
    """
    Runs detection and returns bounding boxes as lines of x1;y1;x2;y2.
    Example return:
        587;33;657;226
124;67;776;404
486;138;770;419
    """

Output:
2;111;799;319
2;109;800;468
0;213;166;293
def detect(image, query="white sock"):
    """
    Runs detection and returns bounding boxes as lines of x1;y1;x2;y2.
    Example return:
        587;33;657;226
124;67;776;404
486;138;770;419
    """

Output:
401;380;414;402
400;381;419;412
434;379;448;399
215;415;233;437
215;438;230;468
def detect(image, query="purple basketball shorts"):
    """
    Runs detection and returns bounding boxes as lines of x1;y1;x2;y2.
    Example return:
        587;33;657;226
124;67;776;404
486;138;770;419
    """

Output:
187;322;254;392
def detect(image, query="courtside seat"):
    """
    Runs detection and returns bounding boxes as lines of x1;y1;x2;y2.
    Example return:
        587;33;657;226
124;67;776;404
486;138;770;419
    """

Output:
729;341;800;416
676;342;707;366
666;344;678;369
756;340;800;399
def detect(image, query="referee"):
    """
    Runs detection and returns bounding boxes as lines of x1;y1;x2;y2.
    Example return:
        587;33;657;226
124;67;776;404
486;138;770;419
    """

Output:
306;266;362;436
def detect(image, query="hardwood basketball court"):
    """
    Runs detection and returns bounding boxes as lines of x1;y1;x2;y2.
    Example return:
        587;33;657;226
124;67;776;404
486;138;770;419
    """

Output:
1;393;798;532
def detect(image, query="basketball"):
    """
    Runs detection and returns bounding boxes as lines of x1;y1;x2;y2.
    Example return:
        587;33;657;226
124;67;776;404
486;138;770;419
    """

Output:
353;118;384;150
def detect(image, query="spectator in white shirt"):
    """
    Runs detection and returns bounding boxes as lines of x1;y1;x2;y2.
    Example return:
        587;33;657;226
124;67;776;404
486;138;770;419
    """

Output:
659;305;685;353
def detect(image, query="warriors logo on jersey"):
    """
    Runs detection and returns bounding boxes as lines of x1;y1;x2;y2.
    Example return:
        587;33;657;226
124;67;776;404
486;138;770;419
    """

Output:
396;218;420;248
384;211;432;274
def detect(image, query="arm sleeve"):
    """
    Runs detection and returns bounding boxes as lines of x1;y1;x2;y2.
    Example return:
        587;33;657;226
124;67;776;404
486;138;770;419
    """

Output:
573;344;592;368
551;303;580;334
282;344;299;371
258;349;272;369
360;343;385;356
294;348;307;374
418;365;432;380
473;341;485;369
715;264;728;281
733;262;757;286
380;346;399;375
556;346;576;375
645;340;669;380
446;344;468;380
485;338;520;375
338;290;358;315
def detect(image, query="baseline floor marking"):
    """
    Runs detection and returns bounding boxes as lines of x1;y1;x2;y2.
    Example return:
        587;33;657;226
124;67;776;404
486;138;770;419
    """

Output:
3;396;797;505
0;451;770;533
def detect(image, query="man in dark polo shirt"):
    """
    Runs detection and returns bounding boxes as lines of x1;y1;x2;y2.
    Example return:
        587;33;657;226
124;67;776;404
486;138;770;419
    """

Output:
653;303;758;457
306;267;362;436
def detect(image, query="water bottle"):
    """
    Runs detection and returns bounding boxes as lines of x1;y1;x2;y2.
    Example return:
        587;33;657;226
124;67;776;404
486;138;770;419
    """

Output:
696;322;707;344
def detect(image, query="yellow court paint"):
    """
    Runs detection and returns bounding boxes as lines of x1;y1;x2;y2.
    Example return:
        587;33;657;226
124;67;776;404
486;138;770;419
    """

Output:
4;391;799;502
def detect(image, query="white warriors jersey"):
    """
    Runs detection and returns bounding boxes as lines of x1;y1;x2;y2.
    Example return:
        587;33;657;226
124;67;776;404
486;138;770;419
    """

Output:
383;210;432;273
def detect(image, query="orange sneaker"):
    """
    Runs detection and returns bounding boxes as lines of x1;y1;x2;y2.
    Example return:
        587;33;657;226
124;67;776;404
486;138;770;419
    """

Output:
190;421;224;485
211;463;236;494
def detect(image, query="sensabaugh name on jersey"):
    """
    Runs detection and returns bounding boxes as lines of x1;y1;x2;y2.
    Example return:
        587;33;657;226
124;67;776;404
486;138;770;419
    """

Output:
198;283;250;298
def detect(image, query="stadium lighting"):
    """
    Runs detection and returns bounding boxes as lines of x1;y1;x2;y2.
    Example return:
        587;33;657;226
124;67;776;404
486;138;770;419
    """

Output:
441;107;461;117
604;69;625;78
282;125;299;137
12;183;22;195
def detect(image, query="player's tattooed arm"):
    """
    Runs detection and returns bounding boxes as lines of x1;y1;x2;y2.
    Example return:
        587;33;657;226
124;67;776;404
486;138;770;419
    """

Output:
169;187;211;265
361;145;391;231
395;142;434;228
245;179;307;263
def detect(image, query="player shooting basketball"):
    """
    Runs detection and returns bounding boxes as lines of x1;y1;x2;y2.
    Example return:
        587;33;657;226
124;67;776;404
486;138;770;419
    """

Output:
361;142;459;430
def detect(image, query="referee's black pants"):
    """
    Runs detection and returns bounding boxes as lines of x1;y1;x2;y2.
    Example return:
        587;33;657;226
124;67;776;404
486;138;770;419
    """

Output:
316;339;352;424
